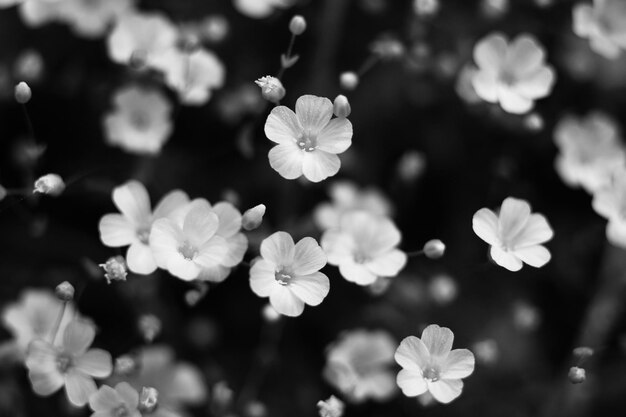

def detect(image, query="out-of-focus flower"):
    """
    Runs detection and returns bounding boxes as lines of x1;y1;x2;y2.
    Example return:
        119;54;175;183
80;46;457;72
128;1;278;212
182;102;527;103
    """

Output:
472;339;499;365
317;395;344;417
339;72;359;90
250;231;329;317
233;0;293;19
313;181;392;231
2;289;77;353
88;382;141;417
107;12;178;69
138;314;161;343
395;324;475;404
455;64;482;104
396;150;426;182
264;95;353;182
242;204;266;231
323;329;397;403
553;112;625;192
25;320;112;406
103;85;173;155
100;256;128;283
33;173;65;196
513;301;541;331
322;211;407;286
428;274;457;304
471;32;555;114
481;0;509;18
592;168;626;247
13;49;45;82
472;197;553;271
573;0;626;59
99;180;189;275
57;0;133;38
255;76;286;104
413;0;440;17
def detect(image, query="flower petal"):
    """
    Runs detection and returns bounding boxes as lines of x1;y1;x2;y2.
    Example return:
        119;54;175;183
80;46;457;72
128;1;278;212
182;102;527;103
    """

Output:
365;249;407;277
221;233;248;267
338;261;378;286
89;385;123;412
195;236;229;267
152;190;189;219
512;213;553;249
249;259;278;297
115;382;140;409
441;349;475;379
295;95;333;134
472;208;500;246
421;325;454;358
289;272;330;306
99;214;137;247
505;34;545;78
112;181;151;225
126;243;157;275
427;379;463;404
498;87;534;114
183;205;219;247
490;246;523;271
29;369;65;396
302;151;341;183
212;202;243;238
63;320;95;356
514;245;551;268
269;286;305;317
320;229;355;266
607;220;626;248
396;369;428;397
316;118;353;154
149;218;184;268
474;33;508;72
512;66;555;100
265;106;301;144
292;237;326;275
498;197;531;243
75;349;112;378
64;369;97;406
471;71;500;103
268;143;304;180
260;231;295;266
166;255;201;281
395;336;430;371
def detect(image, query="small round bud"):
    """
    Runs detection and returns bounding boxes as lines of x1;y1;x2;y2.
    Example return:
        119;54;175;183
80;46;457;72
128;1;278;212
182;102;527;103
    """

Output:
289;15;307;36
396;150;426;182
139;387;159;413
428;274;457;305
317;395;345;417
573;346;594;360
413;0;440;16
255;76;285;104
34;173;65;197
55;281;74;302
138;314;161;343
262;304;281;322
333;95;351;118
15;82;32;104
99;256;128;284
423;239;445;259
339;72;359;91
568;366;586;384
114;355;137;375
242;204;266;231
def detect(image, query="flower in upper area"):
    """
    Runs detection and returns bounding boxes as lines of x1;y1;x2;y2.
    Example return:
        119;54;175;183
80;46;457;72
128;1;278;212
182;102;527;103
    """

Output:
553;112;625;192
57;0;133;38
2;288;77;354
323;329;397;403
88;383;141;417
103;85;173;155
99;181;189;275
313;180;392;231
472;197;554;271
25;320;112;406
592;168;626;247
249;231;329;317
149;200;229;281
395;324;475;404
264;94;353;183
321;211;407;286
233;0;293;19
573;0;626;59
471;32;556;114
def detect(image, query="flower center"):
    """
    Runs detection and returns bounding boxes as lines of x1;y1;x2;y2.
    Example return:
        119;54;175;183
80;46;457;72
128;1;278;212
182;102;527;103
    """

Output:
499;70;516;87
131;111;151;131
137;226;151;244
296;133;317;152
113;404;131;417
353;251;370;264
178;241;198;260
422;366;440;382
56;353;73;373
274;268;293;285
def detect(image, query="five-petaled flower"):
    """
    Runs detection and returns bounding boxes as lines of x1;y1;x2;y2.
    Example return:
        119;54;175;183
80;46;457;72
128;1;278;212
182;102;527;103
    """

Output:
88;382;142;417
249;231;330;317
472;197;554;272
264;94;353;183
573;0;626;59
395;324;475;404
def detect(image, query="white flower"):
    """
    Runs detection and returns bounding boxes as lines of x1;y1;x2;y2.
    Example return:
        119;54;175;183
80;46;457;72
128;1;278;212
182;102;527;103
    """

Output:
149;200;230;281
161;48;225;106
472;197;553;271
592;168;626;248
317;395;344;417
99;180;189;275
395;324;475;404
88;383;141;417
233;0;293;18
471;32;556;114
264;95;353;183
553;112;625;192
103;85;173;155
17;0;63;28
321;211;407;286
323;329;397;403
313;180;392;231
107;12;178;69
56;0;133;38
249;231;329;317
1;288;77;354
573;0;626;59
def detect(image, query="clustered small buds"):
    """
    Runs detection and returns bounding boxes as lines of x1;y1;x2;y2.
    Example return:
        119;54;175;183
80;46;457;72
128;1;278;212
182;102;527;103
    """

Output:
138;387;159;413
289;15;307;36
15;81;32;104
317;395;345;417
333;95;351;118
339;72;359;91
255;76;286;104
33;173;65;197
242;204;266;231
55;281;75;302
423;239;446;259
568;366;586;384
99;255;128;283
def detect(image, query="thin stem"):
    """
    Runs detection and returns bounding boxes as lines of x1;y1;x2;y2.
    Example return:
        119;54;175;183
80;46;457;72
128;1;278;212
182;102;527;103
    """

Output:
276;33;297;81
356;54;381;78
21;104;36;142
49;301;67;345
405;249;424;257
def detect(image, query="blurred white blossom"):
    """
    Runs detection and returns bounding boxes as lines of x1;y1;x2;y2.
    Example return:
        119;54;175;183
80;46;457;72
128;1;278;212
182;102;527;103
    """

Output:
573;0;626;59
233;0;293;19
592;168;626;248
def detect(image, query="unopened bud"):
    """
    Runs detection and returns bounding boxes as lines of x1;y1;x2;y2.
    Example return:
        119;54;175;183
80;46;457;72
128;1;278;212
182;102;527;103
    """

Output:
138;314;161;343
423;239;445;259
255;76;285;104
568;366;586;384
289;15;307;36
573;346;594;360
114;355;137;375
139;387;159;413
34;173;65;197
99;256;128;283
15;82;31;104
339;72;359;91
55;281;74;302
333;95;351;118
242;204;266;231
262;304;281;322
317;395;345;417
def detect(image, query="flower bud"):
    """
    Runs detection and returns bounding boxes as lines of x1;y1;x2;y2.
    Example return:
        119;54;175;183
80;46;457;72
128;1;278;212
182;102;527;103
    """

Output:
139;387;159;413
55;281;75;302
262;304;281;322
289;15;307;36
339;72;359;91
568;366;586;384
138;314;161;343
423;239;445;259
333;95;351;118
317;395;344;417
14;81;32;104
242;204;266;231
99;256;128;284
33;173;65;197
114;355;137;375
255;76;285;104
